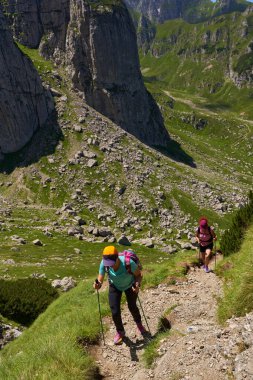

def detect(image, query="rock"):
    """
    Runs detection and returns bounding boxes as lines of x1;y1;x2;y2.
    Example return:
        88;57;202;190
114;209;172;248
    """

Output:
33;239;43;246
74;124;82;132
11;235;26;244
67;226;83;236
98;228;113;238
139;238;154;248
4;329;22;342
163;245;178;254
2;259;15;265
78;116;85;123
87;159;98;168
74;248;82;254
51;277;76;292
83;151;97;159
0;8;53;155
118;235;131;246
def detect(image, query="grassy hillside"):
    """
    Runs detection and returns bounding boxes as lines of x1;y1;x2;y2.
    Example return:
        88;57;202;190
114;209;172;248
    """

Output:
140;11;253;119
217;223;253;322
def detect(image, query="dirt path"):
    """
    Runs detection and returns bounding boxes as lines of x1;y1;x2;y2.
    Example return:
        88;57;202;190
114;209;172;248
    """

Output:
92;256;245;380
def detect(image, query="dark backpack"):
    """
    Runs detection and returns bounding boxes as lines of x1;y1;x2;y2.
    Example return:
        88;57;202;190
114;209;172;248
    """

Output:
118;250;142;274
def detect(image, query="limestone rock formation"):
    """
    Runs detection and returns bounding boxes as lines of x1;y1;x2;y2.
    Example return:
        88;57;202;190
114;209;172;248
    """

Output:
6;0;169;147
0;7;53;156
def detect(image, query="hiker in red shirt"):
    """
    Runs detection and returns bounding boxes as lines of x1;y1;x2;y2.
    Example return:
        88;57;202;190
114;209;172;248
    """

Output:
196;217;217;273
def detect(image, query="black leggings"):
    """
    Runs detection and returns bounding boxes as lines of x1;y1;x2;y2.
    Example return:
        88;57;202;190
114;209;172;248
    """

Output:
109;283;142;333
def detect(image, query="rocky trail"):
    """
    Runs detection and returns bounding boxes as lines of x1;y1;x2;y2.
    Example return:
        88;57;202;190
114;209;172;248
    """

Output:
92;257;253;380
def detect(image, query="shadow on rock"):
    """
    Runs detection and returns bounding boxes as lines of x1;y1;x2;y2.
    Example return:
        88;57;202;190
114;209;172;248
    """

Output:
155;138;196;168
0;112;63;174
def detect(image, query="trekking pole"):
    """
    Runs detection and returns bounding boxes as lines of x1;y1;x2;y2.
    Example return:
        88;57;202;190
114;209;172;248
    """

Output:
214;241;217;271
137;294;151;334
95;279;105;346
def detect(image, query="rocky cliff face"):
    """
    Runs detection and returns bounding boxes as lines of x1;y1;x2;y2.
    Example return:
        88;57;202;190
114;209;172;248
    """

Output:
6;0;169;147
125;0;215;23
0;7;53;158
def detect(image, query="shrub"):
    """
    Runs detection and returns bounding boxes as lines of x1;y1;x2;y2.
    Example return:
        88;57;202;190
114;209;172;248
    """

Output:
220;191;253;256
0;278;59;325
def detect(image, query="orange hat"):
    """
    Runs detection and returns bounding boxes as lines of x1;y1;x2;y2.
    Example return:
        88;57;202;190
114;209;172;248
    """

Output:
102;246;118;267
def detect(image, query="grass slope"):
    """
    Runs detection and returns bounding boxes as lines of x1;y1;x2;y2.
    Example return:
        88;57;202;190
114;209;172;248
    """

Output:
217;223;253;322
140;10;253;118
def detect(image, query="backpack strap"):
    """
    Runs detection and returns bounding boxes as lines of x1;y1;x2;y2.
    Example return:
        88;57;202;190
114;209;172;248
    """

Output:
119;251;133;274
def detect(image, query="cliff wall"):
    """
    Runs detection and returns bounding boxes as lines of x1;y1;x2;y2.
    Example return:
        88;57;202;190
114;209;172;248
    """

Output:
0;6;53;157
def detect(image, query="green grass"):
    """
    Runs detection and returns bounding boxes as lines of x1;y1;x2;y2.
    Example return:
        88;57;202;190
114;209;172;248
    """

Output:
217;224;253;323
139;10;253;119
0;282;110;380
142;331;171;368
16;43;53;76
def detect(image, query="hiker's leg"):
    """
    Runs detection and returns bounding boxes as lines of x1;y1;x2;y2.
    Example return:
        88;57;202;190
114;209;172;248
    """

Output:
108;284;124;333
201;251;205;266
125;287;141;324
205;248;212;267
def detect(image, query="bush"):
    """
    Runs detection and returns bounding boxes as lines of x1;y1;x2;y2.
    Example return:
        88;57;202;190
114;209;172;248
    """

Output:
0;278;59;325
220;191;253;256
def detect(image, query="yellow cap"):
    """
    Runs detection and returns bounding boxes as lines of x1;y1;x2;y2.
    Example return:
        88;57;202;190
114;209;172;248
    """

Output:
102;246;118;255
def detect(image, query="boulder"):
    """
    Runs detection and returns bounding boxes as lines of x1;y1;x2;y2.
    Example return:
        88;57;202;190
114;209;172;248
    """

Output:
118;235;131;246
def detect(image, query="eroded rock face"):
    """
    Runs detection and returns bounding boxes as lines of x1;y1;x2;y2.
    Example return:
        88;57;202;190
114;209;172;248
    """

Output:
0;7;53;156
6;0;169;147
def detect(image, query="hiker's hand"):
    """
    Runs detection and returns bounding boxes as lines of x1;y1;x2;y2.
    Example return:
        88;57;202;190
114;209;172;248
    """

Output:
132;282;140;293
93;280;102;290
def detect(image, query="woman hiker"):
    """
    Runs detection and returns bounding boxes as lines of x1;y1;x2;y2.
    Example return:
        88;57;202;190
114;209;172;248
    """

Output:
195;217;217;273
93;246;146;345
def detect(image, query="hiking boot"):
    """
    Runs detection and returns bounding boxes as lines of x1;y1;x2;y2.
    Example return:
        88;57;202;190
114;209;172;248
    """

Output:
205;267;210;273
136;322;147;335
113;331;125;345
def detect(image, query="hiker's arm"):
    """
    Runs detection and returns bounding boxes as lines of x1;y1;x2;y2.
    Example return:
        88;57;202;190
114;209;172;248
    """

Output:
93;274;104;290
211;228;217;241
132;268;142;293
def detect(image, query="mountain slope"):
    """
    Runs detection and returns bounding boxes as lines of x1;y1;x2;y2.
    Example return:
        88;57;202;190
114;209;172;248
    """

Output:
125;0;251;23
139;7;253;116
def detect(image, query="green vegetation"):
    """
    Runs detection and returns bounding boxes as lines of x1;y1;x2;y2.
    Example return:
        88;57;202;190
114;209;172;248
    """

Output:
217;224;253;323
0;282;109;380
140;10;253;119
143;330;171;368
16;43;53;76
0;278;58;325
234;52;253;74
220;191;253;256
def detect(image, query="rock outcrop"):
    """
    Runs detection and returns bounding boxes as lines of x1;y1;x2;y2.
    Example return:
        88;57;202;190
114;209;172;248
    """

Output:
125;0;214;23
6;0;169;147
0;6;53;157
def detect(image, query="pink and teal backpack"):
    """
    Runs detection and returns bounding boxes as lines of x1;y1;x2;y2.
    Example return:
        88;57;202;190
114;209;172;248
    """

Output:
119;250;142;274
